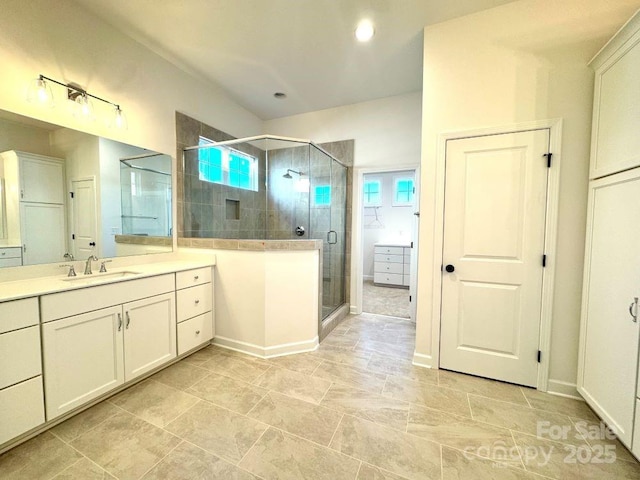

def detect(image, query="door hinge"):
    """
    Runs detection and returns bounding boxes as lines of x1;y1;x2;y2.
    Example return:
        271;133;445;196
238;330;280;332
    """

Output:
542;254;547;267
410;241;414;248
412;187;416;194
537;350;542;363
409;295;412;302
70;191;74;198
72;234;75;240
543;153;552;168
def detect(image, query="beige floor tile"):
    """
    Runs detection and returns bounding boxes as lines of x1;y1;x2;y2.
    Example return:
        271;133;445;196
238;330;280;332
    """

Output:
310;345;372;369
165;400;267;463
383;376;472;418
110;379;199;427
201;353;270;383
353;329;401;345
187;372;267;414
437;369;529;406
239;427;360;480
266;353;324;374
441;447;542;480
367;353;438;385
469;395;585;445
0;432;82;480
362;280;411;319
182;345;222;365
354;339;414;360
313;360;388;394
51;401;120;442
522;389;598;421
320;383;410;431
141;441;258;479
382;322;416;335
151;360;210;390
407;404;522;466
52;458;116;479
512;431;640;479
321;333;360;349
253;366;332;404
330;414;441;480
71;410;180;480
247;391;343;445
357;463;409;479
569;417;637;463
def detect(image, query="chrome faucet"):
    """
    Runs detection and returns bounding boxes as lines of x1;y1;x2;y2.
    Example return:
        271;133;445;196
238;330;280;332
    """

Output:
84;255;98;275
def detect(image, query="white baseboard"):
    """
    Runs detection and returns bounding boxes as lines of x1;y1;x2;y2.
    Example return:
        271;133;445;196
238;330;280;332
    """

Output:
546;379;582;400
363;275;374;281
349;305;360;315
412;351;433;369
213;335;318;359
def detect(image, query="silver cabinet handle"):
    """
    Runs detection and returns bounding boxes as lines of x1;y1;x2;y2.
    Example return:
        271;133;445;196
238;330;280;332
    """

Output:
195;330;201;335
125;311;131;329
629;297;638;323
195;299;200;305
117;313;123;331
194;275;199;281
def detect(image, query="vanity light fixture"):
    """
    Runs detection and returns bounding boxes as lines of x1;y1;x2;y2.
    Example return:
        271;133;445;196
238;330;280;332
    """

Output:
27;74;127;129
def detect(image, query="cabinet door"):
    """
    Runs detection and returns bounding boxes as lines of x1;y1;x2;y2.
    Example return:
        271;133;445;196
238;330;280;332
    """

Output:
123;292;176;381
42;306;124;420
20;203;66;265
577;168;640;448
20;155;65;204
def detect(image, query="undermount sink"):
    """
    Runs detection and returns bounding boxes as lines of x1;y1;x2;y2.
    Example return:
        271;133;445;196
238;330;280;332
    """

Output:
62;271;141;284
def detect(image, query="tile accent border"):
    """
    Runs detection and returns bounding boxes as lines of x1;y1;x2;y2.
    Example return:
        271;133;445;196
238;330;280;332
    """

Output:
114;234;172;246
177;238;322;251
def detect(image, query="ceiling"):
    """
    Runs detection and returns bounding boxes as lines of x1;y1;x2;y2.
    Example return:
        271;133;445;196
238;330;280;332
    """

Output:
73;0;519;120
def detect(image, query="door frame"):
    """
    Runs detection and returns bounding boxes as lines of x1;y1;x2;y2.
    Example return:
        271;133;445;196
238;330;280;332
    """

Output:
431;119;562;391
352;164;420;319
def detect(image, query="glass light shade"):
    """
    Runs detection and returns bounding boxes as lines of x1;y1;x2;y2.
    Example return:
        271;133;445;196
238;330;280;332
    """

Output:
73;93;95;121
26;77;55;107
110;106;128;130
355;21;375;42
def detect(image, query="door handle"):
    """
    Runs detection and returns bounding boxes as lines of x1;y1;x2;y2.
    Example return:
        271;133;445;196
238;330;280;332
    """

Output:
125;311;131;329
629;297;638;323
327;230;338;244
89;242;96;247
117;313;123;331
444;264;455;273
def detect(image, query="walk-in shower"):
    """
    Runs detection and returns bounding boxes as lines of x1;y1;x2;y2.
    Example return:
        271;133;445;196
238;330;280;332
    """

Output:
182;135;348;319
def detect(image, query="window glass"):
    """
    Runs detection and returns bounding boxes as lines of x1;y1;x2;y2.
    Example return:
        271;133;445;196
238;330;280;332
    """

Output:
394;178;414;205
363;180;381;205
198;137;257;191
314;185;331;206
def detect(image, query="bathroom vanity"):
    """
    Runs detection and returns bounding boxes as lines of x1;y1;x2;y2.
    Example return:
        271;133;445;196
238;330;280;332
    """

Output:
0;259;214;451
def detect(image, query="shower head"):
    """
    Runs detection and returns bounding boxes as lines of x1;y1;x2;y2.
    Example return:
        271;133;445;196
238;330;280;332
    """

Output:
283;168;304;179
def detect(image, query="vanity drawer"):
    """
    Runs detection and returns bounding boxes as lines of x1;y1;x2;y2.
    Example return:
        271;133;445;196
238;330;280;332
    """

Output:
0;325;42;389
0;257;22;268
0;376;45;445
374;246;404;255
0;247;22;259
374;262;403;274
374;254;404;264
374;272;404;286
177;283;213;322
177;311;213;355
0;297;39;333
176;267;212;290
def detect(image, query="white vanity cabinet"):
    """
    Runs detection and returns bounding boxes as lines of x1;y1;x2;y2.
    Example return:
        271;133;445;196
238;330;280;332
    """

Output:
373;243;411;287
41;274;176;419
0;246;22;267
0;298;44;445
176;267;214;355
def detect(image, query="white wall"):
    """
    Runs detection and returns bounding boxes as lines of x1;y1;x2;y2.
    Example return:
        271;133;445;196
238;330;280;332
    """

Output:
416;0;640;394
362;171;415;278
0;118;52;156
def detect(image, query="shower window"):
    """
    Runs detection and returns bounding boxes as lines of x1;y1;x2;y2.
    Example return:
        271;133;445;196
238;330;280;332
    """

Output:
198;137;257;191
363;179;381;206
393;177;414;206
314;185;331;206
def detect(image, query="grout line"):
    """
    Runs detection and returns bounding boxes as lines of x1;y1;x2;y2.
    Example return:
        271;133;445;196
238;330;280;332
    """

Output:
237;426;269;467
521;387;533;408
327;413;345;448
44;456;84;480
440;444;444;480
509;429;527;471
466;393;474;420
244;390;269;417
136;439;183;479
354;461;363;479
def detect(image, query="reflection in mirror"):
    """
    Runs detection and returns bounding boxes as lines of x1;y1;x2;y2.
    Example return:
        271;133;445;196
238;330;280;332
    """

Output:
0;109;173;268
0;178;5;240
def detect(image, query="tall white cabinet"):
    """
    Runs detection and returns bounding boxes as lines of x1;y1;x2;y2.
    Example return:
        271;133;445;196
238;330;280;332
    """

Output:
0;151;66;265
577;10;640;458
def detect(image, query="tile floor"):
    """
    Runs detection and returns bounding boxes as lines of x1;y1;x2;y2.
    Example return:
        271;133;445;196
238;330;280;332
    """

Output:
2;312;640;479
362;280;411;318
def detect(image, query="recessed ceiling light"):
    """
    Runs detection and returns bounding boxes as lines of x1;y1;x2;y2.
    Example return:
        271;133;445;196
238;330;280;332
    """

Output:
274;92;287;99
355;20;375;42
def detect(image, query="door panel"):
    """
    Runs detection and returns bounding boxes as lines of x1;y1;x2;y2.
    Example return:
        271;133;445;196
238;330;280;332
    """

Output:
71;179;97;258
440;129;549;387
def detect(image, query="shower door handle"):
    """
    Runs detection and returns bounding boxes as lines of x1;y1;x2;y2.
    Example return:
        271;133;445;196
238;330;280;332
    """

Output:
327;230;338;244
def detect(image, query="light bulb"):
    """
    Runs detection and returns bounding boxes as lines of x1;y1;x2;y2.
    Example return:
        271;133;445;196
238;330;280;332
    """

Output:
355;21;375;42
73;93;95;121
110;105;128;130
26;77;54;107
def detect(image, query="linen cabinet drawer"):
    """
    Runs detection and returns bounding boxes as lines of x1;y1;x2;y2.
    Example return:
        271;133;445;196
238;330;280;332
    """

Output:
177;283;213;322
0;257;22;268
374;246;404;255
374;254;404;264
0;376;45;445
374;272;404;286
177;312;213;355
0;297;39;333
176;267;212;290
0;326;42;389
374;262;403;274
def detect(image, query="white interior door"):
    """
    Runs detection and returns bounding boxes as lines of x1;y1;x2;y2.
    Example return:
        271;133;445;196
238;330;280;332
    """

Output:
71;179;97;259
20;203;66;265
440;129;550;387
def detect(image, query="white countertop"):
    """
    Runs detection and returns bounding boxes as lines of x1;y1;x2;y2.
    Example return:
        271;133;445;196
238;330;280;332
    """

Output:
0;259;215;303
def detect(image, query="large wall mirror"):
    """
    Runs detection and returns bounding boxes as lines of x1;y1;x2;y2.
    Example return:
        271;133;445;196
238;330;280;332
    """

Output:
0;109;172;268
